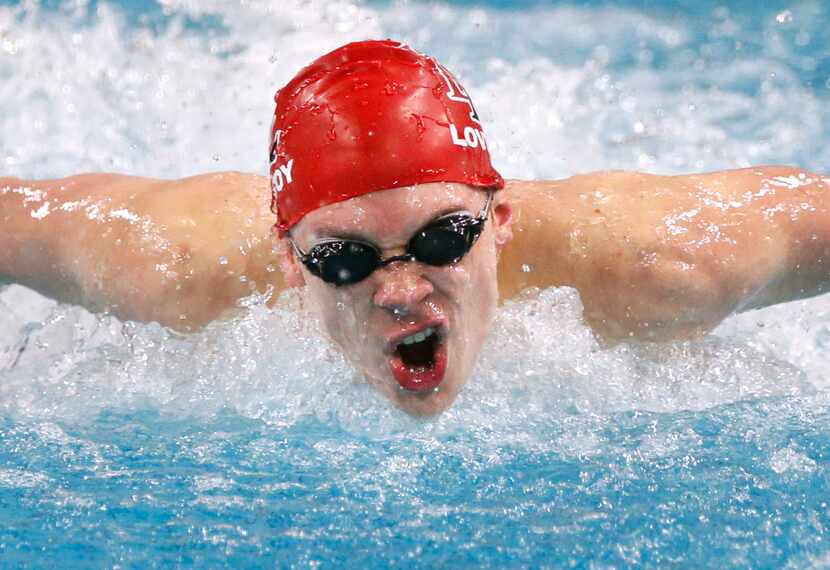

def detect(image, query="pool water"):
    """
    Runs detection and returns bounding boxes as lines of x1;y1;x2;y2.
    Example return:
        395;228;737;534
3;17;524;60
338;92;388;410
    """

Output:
1;0;830;567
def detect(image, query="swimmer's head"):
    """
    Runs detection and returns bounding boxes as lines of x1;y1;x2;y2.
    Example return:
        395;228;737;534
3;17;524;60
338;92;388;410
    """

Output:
268;39;504;234
271;41;512;415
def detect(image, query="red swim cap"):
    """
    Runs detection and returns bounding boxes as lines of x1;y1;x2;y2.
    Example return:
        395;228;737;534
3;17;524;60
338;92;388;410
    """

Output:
269;39;504;235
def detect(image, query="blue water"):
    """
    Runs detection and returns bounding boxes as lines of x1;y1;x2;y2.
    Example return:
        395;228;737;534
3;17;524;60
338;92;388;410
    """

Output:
2;405;828;567
1;0;829;567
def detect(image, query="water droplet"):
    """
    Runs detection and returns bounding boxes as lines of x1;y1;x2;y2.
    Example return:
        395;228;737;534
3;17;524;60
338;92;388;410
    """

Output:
775;10;792;24
218;256;228;265
522;264;532;273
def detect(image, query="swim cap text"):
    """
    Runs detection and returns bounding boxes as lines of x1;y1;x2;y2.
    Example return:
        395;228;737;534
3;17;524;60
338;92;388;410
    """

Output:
449;123;488;150
272;159;294;193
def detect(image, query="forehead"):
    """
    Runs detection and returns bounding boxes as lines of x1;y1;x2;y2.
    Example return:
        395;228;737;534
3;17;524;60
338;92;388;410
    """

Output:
291;183;482;245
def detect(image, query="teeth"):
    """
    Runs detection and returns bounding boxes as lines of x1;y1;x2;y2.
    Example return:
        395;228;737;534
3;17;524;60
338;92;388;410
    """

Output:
400;327;435;346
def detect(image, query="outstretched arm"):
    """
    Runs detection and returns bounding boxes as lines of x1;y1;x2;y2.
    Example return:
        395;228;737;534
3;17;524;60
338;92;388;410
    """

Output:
1;172;286;330
499;166;830;342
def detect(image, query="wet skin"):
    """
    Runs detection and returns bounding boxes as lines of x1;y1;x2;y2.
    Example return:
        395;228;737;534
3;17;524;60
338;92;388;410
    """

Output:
2;167;830;413
286;184;512;415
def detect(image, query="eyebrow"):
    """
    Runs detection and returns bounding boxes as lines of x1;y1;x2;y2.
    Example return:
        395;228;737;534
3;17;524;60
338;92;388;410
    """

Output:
310;204;474;244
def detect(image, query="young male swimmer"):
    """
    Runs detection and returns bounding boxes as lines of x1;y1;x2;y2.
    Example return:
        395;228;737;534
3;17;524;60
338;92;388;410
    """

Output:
2;40;829;415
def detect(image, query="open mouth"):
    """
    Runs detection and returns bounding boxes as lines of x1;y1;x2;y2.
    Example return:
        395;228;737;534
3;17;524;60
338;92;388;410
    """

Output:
388;326;448;392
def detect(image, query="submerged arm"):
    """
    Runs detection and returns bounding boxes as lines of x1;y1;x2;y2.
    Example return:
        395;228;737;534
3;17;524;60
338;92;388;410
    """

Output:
0;172;287;330
500;167;830;342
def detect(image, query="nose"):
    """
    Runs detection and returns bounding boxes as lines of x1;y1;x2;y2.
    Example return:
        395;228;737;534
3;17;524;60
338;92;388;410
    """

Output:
372;261;434;314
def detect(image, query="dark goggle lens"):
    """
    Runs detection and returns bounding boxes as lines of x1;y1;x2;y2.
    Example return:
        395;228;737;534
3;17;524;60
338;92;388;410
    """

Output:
311;242;380;286
304;214;485;286
409;217;481;265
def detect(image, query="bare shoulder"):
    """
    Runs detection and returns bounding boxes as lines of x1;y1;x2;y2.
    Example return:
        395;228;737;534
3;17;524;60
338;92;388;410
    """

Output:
5;170;281;330
101;171;281;328
499;170;669;299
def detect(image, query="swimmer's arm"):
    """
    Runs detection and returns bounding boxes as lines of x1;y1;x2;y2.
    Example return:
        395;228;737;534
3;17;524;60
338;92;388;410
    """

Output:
735;169;830;310
0;172;287;330
1;175;85;302
501;167;830;342
662;166;830;318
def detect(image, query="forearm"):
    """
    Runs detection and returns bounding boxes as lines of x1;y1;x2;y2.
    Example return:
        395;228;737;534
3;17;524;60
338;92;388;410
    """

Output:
652;166;830;323
741;169;830;310
0;176;85;303
506;168;830;343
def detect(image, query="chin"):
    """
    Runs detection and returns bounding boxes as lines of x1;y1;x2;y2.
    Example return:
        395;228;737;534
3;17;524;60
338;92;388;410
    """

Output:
392;383;461;417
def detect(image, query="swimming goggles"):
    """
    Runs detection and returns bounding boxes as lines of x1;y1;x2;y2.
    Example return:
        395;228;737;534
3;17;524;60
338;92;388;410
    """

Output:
289;192;494;287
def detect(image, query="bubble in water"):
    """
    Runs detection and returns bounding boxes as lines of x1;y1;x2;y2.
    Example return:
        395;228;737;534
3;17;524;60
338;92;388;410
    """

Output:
795;31;810;47
769;444;817;474
775;10;793;24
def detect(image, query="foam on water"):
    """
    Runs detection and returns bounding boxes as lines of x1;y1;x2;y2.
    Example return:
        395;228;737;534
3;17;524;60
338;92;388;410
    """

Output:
1;0;828;181
1;281;827;433
1;0;830;565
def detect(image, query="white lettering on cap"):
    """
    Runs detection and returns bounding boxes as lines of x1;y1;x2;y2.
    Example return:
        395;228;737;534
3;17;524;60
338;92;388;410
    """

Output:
449;123;487;150
272;158;294;193
434;63;481;126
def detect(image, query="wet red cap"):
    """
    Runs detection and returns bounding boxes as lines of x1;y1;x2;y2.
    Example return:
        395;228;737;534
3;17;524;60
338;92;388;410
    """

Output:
269;39;504;235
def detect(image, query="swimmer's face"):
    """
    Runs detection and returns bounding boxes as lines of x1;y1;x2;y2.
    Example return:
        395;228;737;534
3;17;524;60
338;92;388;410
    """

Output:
284;183;513;415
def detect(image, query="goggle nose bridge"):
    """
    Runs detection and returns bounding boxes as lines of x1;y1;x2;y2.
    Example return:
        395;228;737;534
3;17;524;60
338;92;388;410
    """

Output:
377;252;416;269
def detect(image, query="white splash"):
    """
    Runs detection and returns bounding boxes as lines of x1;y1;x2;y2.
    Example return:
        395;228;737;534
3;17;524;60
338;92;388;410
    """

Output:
768;175;813;189
60;200;85;212
108;208;140;222
663;208;699;235
0;283;825;433
769;444;817;474
1;185;46;204
0;468;51;489
29;200;51;219
0;1;826;182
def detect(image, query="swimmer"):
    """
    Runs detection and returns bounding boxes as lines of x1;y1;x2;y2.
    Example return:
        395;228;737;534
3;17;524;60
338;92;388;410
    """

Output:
2;40;829;415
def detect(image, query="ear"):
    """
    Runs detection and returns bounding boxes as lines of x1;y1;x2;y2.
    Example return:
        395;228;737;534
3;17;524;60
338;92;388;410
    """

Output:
491;197;513;253
273;226;306;288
